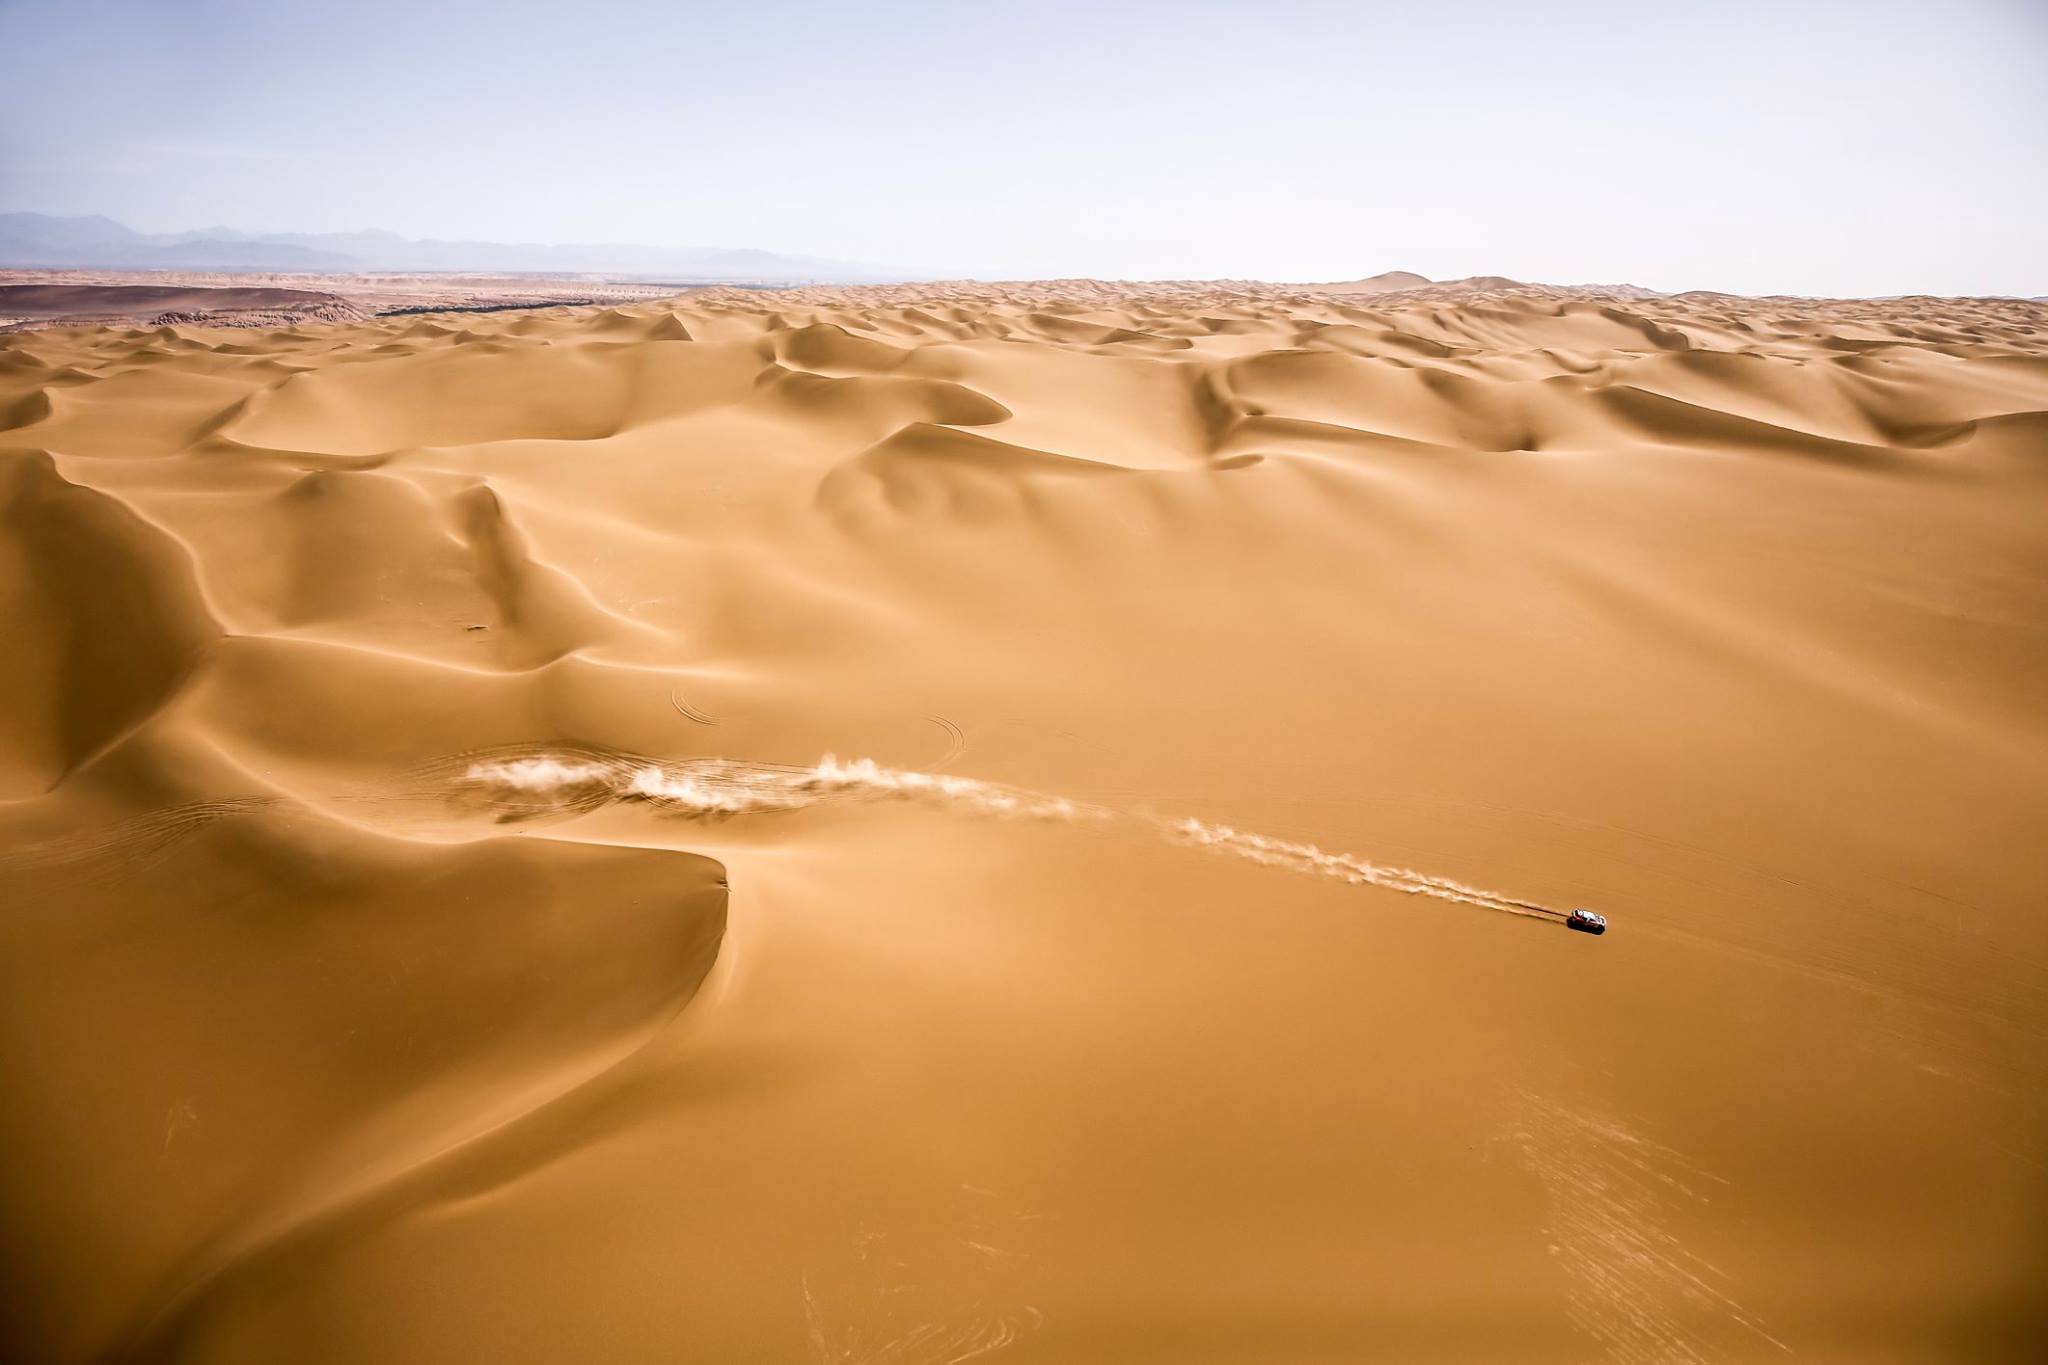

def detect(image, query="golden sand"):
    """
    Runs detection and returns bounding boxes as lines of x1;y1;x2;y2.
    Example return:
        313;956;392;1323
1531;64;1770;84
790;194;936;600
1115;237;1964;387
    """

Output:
3;284;2045;1361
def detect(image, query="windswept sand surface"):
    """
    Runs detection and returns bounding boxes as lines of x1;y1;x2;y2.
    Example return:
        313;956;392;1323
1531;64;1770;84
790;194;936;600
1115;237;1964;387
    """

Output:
3;285;2046;1362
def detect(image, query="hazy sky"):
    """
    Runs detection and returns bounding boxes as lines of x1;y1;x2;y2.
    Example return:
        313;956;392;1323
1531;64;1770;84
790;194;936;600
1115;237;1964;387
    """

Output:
3;0;2043;294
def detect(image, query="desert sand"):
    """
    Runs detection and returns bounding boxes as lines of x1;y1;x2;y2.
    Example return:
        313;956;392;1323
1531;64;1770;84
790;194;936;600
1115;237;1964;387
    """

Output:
2;281;2045;1363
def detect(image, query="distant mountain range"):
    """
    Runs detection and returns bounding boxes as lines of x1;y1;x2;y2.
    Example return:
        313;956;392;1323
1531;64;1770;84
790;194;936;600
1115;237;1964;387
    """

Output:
0;212;919;282
1;213;1689;296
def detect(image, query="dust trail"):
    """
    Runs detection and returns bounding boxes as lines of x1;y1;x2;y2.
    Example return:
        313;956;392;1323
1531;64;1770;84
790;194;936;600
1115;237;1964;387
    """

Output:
457;752;1105;824
453;750;1563;922
1164;817;1561;921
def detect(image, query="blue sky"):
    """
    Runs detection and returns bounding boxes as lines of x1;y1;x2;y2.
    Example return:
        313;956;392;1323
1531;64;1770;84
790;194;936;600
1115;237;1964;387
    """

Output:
2;0;2043;293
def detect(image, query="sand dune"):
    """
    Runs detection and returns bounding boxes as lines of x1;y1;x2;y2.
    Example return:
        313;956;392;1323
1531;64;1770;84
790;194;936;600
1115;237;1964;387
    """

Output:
3;282;2045;1362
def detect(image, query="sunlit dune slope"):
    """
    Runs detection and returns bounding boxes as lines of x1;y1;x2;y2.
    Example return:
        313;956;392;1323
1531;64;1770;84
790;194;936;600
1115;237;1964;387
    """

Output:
3;283;2046;1364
